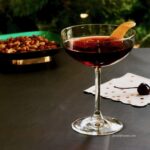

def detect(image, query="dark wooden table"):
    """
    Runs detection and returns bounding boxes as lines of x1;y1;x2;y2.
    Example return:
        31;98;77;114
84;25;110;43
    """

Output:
0;48;150;150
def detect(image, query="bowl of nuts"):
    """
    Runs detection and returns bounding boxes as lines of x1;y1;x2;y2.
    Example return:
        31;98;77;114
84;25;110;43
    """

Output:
0;31;61;65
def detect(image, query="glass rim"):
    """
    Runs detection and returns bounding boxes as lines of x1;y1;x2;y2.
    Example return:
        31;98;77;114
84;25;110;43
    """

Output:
61;23;136;41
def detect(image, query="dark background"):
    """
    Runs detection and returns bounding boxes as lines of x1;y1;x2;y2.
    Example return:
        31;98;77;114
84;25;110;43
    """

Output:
0;0;149;46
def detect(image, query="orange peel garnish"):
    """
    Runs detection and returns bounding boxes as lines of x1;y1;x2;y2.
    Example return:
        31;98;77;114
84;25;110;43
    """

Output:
111;21;136;39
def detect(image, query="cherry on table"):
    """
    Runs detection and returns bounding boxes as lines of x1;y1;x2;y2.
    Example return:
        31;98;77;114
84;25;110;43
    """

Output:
137;83;150;95
114;83;150;95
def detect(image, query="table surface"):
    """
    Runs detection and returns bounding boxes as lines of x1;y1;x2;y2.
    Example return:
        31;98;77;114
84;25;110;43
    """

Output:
0;48;150;150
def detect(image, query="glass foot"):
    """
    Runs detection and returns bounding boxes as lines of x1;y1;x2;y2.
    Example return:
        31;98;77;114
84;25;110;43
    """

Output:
72;116;123;135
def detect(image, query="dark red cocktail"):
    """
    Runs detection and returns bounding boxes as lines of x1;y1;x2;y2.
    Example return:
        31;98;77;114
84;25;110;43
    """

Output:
61;24;135;136
64;36;133;67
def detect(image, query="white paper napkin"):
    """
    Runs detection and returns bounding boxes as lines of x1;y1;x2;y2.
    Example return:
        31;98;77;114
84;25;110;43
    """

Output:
85;73;150;107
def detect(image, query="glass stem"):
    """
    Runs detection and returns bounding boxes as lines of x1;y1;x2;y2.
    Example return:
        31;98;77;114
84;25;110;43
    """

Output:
94;67;103;118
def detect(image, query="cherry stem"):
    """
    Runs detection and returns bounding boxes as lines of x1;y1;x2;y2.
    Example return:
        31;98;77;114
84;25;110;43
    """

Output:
114;86;138;89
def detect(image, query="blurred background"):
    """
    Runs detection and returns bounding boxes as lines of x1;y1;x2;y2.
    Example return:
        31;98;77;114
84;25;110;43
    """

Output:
0;0;149;47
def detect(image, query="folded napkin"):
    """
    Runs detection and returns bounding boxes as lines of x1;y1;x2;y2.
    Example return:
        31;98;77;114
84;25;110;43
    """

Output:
85;73;150;107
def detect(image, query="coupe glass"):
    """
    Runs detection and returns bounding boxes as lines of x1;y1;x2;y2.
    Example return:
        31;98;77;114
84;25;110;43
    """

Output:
61;24;135;135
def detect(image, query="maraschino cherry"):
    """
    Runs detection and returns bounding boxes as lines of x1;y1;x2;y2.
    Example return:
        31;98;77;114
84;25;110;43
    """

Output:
137;83;150;95
114;83;150;95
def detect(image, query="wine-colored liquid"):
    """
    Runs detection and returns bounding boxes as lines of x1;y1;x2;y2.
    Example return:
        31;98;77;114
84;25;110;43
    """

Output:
64;36;133;67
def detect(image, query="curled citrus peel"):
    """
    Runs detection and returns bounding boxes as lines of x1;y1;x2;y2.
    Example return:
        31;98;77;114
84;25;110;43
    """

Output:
111;21;136;39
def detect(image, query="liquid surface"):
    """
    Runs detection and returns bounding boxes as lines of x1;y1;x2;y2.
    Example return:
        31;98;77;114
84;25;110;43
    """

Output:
64;36;133;67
